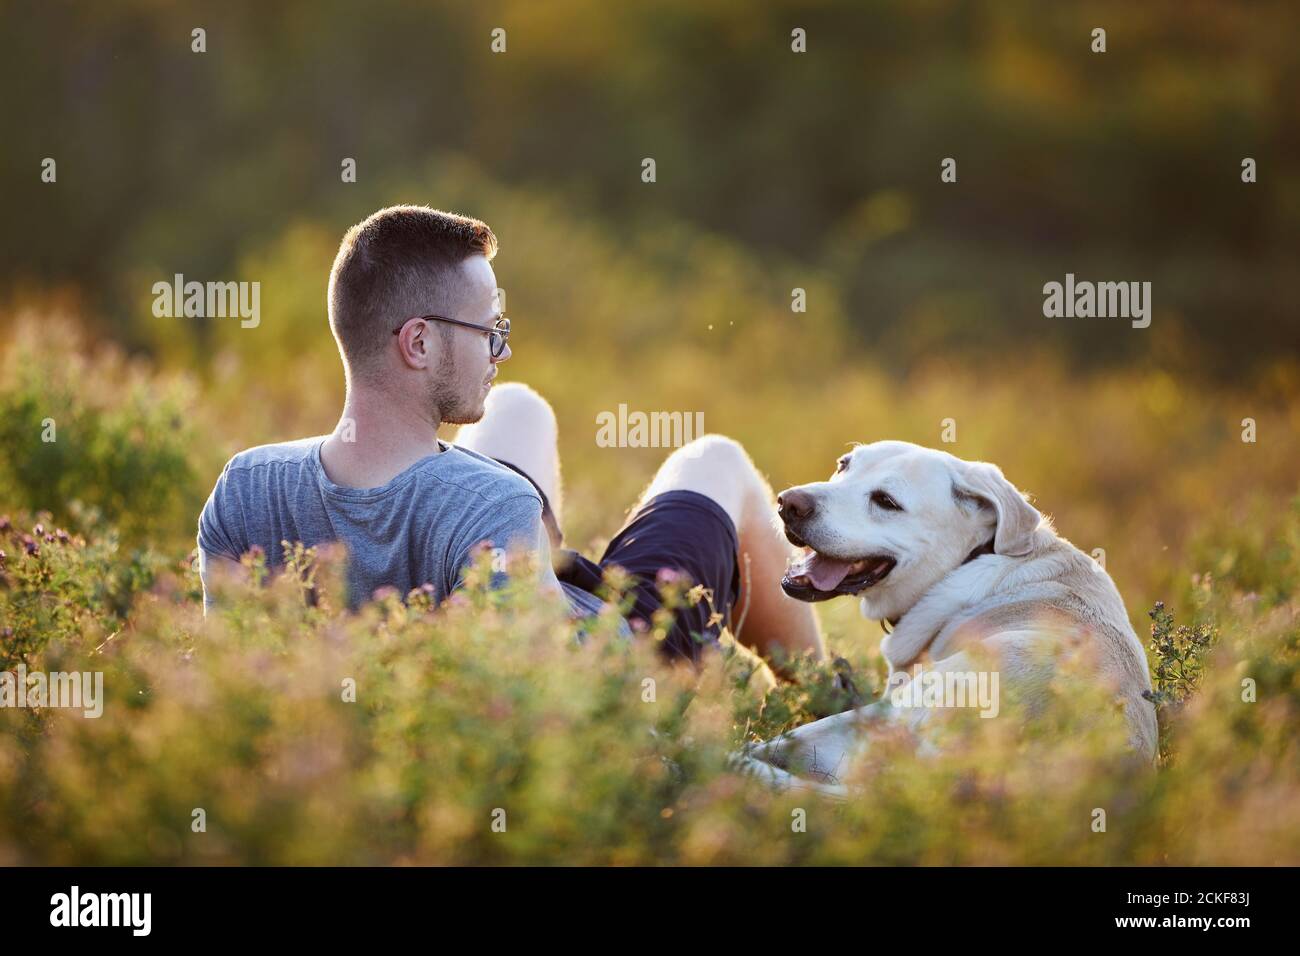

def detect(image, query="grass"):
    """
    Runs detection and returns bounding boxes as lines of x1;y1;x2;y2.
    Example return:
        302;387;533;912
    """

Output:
1;506;1297;865
1;309;1298;864
0;173;1296;862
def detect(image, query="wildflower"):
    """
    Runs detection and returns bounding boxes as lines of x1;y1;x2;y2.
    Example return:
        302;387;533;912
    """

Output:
407;582;438;612
0;515;10;533
655;567;682;587
21;534;39;556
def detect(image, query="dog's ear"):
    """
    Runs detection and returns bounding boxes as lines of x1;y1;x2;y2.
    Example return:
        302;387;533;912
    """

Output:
951;461;1041;557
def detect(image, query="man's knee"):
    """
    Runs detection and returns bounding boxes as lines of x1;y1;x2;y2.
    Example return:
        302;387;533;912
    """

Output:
675;433;753;473
645;434;763;527
483;382;557;440
675;435;767;497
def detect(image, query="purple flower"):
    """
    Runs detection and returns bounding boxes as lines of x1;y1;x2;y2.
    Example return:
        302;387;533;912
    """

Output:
655;567;683;586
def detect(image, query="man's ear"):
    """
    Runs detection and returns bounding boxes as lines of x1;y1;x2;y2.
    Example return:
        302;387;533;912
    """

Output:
951;460;1042;556
395;319;434;370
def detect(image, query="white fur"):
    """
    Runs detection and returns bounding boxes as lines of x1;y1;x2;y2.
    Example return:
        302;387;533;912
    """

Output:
739;441;1157;792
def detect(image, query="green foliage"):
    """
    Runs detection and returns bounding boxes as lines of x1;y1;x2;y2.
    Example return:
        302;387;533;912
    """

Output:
0;508;1297;865
0;319;213;553
1;275;1298;862
1147;601;1218;709
1145;600;1218;763
0;509;166;673
4;1;1298;370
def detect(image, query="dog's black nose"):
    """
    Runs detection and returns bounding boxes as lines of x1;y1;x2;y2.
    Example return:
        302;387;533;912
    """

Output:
777;488;815;523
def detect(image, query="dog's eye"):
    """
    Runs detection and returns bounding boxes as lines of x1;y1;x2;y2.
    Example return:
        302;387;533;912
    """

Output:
836;457;850;474
871;491;903;512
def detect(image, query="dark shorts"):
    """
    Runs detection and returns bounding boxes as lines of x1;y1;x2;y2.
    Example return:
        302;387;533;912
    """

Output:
559;491;742;666
494;461;741;667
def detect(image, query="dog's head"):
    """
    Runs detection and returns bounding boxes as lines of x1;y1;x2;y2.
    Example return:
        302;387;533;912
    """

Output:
777;441;1042;621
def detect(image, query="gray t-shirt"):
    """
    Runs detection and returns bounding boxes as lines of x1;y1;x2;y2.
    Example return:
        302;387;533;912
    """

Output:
197;436;606;618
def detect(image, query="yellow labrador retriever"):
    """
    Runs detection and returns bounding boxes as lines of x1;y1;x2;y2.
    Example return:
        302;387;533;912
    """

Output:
736;441;1157;797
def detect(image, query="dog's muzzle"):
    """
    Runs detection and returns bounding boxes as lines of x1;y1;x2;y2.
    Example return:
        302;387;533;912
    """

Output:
781;554;897;602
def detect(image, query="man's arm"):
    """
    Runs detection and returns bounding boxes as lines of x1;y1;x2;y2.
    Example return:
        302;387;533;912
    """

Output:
197;458;247;615
531;517;568;601
449;492;566;603
198;546;243;615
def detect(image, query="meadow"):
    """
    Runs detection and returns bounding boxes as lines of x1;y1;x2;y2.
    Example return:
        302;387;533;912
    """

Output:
1;162;1297;864
2;0;1298;865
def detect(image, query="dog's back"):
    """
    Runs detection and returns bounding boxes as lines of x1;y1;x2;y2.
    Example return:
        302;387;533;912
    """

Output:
910;531;1158;762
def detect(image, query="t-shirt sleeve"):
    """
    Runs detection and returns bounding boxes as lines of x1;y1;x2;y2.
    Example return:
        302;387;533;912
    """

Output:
444;492;609;622
446;492;549;595
197;460;246;561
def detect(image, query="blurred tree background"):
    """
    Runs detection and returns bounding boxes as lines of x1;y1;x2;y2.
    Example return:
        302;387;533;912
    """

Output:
2;0;1296;368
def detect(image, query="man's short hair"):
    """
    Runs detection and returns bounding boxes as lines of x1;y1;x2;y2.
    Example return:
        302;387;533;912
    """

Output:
328;205;497;377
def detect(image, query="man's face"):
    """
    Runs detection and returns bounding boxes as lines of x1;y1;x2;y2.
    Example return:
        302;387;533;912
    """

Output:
427;256;510;425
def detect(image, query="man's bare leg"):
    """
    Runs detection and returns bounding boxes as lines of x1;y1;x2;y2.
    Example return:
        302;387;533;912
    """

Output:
460;397;822;671
637;434;825;669
454;382;563;526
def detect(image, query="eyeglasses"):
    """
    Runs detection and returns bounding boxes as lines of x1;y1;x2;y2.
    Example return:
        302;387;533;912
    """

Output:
392;314;511;358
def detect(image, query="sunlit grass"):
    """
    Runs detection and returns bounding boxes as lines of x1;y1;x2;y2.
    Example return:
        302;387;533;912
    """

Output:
1;182;1297;862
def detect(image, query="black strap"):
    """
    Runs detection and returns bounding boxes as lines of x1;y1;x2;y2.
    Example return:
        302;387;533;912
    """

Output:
492;458;564;551
551;547;605;592
962;537;997;565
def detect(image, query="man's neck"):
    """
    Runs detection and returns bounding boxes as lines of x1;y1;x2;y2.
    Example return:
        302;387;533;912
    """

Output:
319;387;444;489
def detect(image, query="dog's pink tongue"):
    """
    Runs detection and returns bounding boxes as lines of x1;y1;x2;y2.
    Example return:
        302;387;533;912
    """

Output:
805;554;855;591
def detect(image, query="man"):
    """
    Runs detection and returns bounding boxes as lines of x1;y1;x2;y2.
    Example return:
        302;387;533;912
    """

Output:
198;205;823;668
